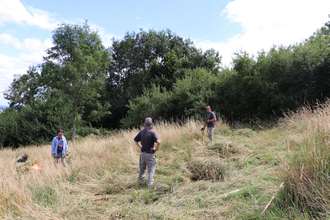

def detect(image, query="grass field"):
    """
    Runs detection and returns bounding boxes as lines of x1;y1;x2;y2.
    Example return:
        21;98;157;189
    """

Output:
2;103;330;219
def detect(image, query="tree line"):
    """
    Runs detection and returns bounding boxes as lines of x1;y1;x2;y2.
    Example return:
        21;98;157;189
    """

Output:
1;20;330;147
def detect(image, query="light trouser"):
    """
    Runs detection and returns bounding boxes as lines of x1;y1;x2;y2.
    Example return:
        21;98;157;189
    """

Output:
207;127;215;141
138;152;157;188
54;154;66;167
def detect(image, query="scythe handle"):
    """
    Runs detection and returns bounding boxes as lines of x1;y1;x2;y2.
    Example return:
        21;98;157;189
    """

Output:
61;152;71;159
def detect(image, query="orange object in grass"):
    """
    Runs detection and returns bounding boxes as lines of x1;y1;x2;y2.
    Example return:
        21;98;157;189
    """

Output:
30;162;41;171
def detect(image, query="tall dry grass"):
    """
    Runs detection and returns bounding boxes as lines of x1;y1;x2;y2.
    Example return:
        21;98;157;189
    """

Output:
0;119;228;219
279;100;330;218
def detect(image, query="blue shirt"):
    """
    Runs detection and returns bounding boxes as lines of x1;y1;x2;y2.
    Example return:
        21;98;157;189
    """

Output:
206;111;216;127
134;129;159;153
51;136;68;155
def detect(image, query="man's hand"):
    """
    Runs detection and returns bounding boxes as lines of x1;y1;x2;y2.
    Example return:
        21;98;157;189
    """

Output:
52;154;57;159
207;118;216;123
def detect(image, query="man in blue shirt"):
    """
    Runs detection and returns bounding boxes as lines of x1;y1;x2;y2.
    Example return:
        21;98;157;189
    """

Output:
206;106;217;141
51;129;68;167
134;117;161;188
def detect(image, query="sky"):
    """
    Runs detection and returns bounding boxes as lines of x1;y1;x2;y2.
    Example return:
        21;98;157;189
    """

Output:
0;0;329;106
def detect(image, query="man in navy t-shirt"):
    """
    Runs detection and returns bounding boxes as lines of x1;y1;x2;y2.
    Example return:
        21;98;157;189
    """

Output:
134;117;161;188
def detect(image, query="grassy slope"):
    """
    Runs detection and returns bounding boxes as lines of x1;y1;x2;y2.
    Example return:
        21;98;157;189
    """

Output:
0;118;294;219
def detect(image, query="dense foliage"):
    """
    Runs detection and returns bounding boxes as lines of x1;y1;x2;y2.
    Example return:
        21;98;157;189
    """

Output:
0;90;71;147
1;20;330;147
123;21;330;126
121;68;216;127
101;29;221;128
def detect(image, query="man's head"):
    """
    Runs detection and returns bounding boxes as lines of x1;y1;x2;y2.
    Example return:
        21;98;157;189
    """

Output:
22;154;28;162
144;117;154;130
57;129;64;138
206;106;211;113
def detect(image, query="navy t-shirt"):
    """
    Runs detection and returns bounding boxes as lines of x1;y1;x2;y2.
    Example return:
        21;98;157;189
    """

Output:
134;129;159;153
57;138;64;154
206;111;216;127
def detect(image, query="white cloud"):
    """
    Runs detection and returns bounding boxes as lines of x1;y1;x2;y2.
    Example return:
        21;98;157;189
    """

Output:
0;0;59;30
195;0;330;67
0;35;51;105
98;31;119;48
0;34;51;69
0;50;45;105
0;34;52;51
78;21;120;48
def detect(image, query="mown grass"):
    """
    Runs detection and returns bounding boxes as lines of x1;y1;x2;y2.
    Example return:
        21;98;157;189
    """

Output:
1;106;328;219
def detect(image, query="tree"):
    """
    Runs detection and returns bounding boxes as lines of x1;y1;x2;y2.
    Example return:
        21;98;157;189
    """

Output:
0;90;72;147
40;21;111;142
103;29;221;128
4;66;43;108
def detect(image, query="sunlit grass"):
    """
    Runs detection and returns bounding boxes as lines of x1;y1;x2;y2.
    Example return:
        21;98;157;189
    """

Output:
1;110;318;219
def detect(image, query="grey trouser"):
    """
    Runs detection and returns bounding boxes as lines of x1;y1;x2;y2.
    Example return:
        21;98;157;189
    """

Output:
207;127;215;141
54;154;66;167
138;152;157;188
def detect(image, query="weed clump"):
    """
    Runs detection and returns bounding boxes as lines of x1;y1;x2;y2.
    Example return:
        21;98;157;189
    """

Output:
208;142;242;157
188;158;226;181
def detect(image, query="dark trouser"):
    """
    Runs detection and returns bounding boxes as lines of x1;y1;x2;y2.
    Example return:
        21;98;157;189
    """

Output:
138;152;157;188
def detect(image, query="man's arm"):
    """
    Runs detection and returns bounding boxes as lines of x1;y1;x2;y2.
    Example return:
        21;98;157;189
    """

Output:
208;118;216;123
64;138;68;153
134;131;142;149
152;139;161;152
51;138;56;155
134;140;142;149
207;113;217;123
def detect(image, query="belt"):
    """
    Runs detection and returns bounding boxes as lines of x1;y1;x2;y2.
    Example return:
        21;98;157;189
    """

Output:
141;151;154;154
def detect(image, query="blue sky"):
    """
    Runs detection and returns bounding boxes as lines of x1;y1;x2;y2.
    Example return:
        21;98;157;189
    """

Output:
0;0;330;106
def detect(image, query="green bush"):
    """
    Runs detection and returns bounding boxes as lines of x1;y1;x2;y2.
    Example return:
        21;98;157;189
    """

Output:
121;68;216;128
0;92;71;147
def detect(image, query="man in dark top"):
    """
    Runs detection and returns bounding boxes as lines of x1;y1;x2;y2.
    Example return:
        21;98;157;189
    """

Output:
134;117;161;188
206;106;217;141
51;129;68;167
16;154;28;163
